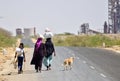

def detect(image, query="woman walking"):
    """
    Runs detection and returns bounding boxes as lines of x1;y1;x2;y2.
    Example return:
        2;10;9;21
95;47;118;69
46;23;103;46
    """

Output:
43;38;56;70
30;35;46;72
43;28;56;70
14;43;26;74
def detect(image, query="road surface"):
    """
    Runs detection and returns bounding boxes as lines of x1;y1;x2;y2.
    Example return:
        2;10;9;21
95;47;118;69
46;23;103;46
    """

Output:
67;47;120;81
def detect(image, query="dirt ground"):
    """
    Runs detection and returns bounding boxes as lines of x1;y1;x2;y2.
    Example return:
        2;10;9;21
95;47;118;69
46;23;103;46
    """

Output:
104;45;120;53
0;38;20;80
0;38;120;81
0;38;31;81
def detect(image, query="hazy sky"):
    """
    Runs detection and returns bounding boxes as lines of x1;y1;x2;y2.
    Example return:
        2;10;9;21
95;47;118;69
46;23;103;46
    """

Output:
0;0;108;35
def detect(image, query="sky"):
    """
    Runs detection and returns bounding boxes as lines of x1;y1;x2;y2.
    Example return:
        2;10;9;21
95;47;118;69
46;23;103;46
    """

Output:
0;0;108;36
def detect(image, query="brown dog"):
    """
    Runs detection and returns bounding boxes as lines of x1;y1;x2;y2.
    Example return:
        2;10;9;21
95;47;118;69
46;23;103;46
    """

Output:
63;57;74;70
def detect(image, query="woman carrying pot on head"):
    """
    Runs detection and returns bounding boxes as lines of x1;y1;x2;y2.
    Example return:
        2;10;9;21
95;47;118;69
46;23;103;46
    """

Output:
43;28;56;70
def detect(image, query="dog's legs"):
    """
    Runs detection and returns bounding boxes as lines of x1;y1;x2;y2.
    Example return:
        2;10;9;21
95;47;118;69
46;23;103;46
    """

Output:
64;65;68;71
68;63;72;70
70;65;72;70
66;66;68;70
64;66;65;71
65;66;67;70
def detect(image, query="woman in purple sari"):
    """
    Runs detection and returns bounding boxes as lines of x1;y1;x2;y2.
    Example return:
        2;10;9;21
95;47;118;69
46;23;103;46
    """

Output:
31;35;46;72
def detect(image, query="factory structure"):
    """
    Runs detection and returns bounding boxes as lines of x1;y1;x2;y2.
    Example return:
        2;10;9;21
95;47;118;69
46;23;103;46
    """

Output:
107;0;120;34
79;0;120;35
78;23;102;35
16;27;36;37
24;27;36;38
16;28;22;36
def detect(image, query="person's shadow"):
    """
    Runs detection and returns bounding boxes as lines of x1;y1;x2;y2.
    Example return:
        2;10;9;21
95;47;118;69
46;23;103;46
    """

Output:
5;69;52;76
3;70;37;76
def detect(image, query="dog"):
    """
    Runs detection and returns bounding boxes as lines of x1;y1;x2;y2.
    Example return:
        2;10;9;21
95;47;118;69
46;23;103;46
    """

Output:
62;57;74;70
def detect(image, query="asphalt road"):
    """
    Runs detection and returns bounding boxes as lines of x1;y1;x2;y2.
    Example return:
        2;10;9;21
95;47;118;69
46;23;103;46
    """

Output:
67;47;120;81
5;38;120;81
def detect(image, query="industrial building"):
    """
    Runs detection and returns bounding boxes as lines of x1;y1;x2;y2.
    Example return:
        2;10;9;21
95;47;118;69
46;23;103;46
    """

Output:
24;27;36;38
16;27;36;37
108;0;120;33
16;28;22;36
80;23;89;34
80;0;120;34
79;23;102;35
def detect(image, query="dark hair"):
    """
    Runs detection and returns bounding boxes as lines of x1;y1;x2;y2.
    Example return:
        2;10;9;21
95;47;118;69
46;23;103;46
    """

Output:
19;43;24;48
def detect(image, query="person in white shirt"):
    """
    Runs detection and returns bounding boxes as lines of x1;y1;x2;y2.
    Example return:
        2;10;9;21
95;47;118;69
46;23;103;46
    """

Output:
14;43;26;74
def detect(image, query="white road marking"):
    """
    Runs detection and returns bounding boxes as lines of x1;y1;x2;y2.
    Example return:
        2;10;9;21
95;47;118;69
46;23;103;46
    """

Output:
100;73;106;78
90;66;95;69
83;61;87;64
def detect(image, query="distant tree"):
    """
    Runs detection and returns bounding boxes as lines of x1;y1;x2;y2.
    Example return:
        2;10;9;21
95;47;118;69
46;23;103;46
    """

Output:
64;32;74;35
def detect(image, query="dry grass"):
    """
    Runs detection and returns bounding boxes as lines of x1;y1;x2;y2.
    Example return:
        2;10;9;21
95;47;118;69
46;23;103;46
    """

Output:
104;45;120;53
0;38;21;80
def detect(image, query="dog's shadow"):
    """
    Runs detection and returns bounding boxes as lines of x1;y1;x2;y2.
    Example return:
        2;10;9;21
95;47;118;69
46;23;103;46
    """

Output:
60;68;72;71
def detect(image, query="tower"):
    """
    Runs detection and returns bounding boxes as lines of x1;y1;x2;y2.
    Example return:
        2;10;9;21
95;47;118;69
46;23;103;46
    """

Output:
16;28;22;36
104;21;108;33
108;0;120;33
80;23;89;34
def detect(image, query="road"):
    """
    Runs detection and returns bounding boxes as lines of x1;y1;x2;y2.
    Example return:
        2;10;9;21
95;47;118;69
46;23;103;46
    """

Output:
5;38;120;81
67;47;120;81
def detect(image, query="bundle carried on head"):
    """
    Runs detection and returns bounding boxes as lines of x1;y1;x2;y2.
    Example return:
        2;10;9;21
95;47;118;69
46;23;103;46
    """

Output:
44;28;53;38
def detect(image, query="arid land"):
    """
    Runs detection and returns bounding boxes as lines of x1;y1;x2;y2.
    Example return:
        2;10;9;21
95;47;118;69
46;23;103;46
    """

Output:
0;38;120;81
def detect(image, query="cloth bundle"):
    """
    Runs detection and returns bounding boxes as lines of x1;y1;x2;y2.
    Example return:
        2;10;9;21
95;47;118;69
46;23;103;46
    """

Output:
44;28;53;38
